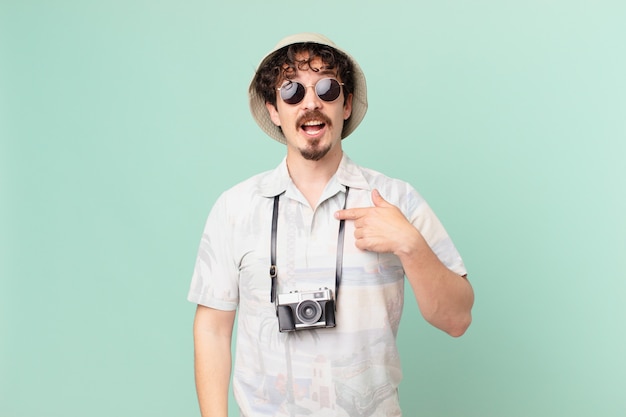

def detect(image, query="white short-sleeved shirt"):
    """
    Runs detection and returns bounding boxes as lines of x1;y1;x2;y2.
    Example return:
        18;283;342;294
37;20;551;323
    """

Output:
188;154;466;416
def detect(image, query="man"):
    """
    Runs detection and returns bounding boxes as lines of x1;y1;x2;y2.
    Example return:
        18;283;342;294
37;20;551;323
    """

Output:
188;33;474;417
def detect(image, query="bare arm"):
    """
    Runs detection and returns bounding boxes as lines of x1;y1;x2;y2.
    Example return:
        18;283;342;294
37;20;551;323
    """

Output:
335;189;474;337
193;305;236;416
394;231;474;337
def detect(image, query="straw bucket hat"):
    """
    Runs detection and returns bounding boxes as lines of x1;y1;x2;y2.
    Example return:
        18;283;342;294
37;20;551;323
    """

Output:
249;33;368;144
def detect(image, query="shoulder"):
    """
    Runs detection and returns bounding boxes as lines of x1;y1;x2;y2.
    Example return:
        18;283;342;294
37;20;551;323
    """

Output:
213;168;276;213
351;162;427;211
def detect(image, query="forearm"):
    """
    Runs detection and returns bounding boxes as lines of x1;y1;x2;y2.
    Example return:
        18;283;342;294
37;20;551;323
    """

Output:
193;306;235;417
396;231;474;337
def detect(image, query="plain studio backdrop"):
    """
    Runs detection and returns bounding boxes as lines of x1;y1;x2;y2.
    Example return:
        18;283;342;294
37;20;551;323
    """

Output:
1;1;624;416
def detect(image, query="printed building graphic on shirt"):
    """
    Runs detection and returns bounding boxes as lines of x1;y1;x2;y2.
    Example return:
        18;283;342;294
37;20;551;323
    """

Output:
311;355;335;410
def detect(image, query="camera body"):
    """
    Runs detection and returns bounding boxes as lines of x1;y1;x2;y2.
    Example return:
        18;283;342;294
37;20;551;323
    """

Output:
276;288;336;332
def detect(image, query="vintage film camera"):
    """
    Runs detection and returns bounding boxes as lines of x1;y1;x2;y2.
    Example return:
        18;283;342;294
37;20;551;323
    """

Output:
276;287;336;332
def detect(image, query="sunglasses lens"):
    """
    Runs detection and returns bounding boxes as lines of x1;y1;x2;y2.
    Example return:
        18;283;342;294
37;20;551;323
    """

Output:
280;82;305;105
316;78;342;102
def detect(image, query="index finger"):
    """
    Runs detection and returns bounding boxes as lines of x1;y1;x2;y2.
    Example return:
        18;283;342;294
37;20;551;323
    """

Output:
334;207;373;220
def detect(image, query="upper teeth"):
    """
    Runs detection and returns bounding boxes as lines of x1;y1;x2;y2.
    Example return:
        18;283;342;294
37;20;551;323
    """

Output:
304;120;323;126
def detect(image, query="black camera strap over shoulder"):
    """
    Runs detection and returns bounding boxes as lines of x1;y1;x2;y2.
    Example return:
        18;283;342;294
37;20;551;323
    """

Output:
270;187;350;305
269;194;280;303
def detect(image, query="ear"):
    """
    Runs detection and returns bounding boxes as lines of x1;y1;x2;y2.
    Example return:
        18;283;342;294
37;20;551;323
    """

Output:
343;93;353;120
265;102;281;127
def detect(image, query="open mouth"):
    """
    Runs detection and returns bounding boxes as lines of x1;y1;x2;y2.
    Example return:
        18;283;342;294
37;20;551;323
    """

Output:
297;110;332;137
301;120;326;135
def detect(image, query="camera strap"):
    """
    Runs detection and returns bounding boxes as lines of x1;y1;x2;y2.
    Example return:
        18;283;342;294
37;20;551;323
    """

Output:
269;187;350;306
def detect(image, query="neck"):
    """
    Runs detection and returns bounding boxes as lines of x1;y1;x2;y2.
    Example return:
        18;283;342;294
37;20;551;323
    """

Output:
286;148;343;208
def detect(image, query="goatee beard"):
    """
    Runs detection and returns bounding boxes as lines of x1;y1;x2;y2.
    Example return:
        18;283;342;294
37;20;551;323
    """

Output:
300;140;332;161
296;110;334;161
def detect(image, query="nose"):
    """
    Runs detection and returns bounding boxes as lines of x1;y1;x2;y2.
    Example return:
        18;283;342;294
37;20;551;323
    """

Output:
300;85;322;110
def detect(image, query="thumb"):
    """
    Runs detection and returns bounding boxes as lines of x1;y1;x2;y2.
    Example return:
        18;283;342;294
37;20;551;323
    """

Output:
372;189;391;207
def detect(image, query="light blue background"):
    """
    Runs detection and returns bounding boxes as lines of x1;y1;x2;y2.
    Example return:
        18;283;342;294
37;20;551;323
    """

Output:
2;1;625;416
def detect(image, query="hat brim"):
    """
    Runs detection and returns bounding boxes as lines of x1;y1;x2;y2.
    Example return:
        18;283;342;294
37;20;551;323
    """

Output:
249;33;368;144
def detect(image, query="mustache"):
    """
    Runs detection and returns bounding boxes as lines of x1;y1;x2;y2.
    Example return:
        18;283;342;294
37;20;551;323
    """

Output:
296;110;332;128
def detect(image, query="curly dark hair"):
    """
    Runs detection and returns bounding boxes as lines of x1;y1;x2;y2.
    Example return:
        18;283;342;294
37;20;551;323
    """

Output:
251;42;355;108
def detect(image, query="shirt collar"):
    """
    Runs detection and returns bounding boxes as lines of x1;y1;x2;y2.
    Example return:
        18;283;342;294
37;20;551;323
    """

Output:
258;153;371;198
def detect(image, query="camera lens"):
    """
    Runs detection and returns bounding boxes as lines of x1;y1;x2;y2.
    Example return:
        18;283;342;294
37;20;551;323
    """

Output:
296;300;322;325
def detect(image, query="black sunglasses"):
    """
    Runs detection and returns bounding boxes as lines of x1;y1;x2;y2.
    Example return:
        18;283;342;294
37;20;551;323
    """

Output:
277;78;344;105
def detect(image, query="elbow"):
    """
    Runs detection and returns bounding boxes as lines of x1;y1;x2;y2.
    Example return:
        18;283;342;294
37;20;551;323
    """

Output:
445;283;474;337
446;313;472;337
425;310;472;338
420;281;475;337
